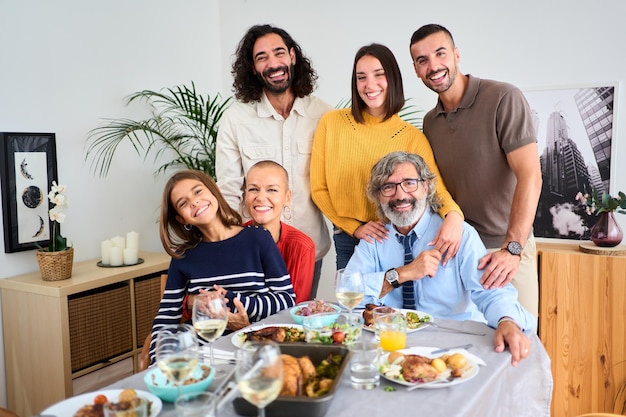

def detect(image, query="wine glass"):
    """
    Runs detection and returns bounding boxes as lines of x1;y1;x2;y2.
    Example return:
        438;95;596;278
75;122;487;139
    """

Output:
335;269;365;319
155;324;199;400
192;292;228;375
235;341;283;417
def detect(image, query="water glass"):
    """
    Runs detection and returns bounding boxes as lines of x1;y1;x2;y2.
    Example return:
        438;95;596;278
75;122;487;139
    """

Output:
349;340;380;389
175;392;217;417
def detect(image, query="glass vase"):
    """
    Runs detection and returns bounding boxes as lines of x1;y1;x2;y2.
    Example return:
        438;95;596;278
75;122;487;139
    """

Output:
590;211;623;247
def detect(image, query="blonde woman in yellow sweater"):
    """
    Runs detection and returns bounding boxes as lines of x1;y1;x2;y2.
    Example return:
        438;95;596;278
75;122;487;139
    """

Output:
310;43;463;269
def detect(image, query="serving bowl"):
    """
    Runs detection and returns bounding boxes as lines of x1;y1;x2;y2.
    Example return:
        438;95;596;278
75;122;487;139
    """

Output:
143;362;216;403
289;301;341;325
303;312;363;345
233;343;350;417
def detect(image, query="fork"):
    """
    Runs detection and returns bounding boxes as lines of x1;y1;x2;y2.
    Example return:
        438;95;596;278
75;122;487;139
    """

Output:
429;321;486;336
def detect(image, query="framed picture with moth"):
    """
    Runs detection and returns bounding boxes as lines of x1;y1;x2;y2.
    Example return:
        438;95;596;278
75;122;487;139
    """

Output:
0;132;58;253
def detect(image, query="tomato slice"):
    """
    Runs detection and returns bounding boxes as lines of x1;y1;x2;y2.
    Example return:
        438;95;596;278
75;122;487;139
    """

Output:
94;394;108;405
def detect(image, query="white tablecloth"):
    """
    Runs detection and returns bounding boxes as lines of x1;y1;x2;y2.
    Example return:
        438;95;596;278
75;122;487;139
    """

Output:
104;310;553;417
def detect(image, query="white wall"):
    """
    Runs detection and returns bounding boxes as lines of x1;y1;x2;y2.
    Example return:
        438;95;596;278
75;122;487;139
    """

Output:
217;0;626;298
0;0;222;407
1;0;625;408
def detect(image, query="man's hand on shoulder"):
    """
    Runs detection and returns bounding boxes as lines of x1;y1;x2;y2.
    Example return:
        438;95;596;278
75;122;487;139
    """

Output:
477;249;521;289
494;319;531;366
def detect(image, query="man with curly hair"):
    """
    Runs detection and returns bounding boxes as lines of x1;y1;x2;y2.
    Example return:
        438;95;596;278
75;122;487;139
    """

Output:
216;24;332;298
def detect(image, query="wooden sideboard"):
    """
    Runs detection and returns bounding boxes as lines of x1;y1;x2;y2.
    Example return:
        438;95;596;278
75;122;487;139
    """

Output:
537;242;626;417
0;251;170;416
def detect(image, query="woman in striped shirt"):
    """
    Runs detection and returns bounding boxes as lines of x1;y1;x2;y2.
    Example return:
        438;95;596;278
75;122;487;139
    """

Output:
148;170;295;365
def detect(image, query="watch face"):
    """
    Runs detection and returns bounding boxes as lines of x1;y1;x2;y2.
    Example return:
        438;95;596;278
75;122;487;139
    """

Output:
507;241;523;255
385;269;400;287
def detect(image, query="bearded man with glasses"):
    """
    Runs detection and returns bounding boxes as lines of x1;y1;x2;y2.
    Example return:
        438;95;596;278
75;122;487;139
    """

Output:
344;151;535;366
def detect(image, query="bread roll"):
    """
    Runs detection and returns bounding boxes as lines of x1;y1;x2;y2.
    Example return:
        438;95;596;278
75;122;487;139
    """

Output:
388;351;405;365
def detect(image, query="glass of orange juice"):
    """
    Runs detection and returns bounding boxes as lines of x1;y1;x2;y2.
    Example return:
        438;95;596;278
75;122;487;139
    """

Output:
376;312;407;351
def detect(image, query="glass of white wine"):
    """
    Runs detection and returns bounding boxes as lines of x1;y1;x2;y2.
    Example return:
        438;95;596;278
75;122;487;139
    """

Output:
192;292;228;375
155;323;199;400
335;269;365;319
235;341;283;417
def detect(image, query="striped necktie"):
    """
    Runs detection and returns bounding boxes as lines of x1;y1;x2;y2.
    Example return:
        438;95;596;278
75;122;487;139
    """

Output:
397;232;416;309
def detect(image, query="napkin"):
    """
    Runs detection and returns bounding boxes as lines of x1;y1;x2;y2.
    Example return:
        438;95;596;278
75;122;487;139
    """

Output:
200;347;235;362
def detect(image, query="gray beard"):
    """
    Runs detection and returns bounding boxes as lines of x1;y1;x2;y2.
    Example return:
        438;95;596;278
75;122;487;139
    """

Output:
382;197;427;227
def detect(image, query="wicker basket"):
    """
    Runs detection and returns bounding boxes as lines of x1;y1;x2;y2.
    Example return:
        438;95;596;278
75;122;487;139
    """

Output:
36;247;74;281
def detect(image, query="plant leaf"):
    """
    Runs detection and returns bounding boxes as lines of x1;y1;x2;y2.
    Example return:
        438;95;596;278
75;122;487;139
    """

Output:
85;82;232;180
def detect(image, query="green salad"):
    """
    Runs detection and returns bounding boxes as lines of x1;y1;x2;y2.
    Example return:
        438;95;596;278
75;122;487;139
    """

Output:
405;311;432;329
305;322;361;345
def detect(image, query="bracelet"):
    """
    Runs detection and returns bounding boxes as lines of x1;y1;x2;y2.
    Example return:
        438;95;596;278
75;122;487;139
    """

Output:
497;316;522;330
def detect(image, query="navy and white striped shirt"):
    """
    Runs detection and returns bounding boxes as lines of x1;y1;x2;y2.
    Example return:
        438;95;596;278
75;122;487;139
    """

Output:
149;226;295;365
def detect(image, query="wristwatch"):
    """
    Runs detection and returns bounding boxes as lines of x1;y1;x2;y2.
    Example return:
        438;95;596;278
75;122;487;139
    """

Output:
384;268;401;288
504;241;523;256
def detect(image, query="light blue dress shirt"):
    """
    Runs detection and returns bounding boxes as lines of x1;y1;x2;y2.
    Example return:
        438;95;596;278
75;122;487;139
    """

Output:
344;209;536;331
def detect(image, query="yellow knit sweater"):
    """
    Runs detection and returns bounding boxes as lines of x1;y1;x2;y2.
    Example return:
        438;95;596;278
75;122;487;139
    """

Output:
310;109;462;236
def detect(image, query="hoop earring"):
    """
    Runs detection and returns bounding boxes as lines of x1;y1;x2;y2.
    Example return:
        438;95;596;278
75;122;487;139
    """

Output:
283;206;292;221
242;204;251;219
183;224;192;231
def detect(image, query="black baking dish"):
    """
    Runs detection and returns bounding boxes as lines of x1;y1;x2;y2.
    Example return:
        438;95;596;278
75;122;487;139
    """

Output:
232;342;350;417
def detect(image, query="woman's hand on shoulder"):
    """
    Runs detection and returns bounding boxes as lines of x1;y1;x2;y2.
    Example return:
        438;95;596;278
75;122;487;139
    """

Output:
353;221;389;243
429;211;463;265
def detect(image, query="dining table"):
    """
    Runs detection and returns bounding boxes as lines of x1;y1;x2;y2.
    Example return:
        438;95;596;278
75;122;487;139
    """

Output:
102;309;553;417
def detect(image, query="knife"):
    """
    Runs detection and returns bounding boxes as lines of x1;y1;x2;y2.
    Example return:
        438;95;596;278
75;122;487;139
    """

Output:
430;343;473;355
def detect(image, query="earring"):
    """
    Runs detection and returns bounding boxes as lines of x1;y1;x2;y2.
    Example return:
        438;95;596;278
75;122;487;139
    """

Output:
183;224;192;231
283;206;292;221
242;204;251;219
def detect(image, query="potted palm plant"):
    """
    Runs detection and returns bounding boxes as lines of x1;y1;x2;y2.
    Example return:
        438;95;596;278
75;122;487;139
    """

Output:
85;82;232;179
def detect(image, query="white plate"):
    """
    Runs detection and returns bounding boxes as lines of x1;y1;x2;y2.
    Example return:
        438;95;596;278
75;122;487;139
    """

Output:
379;346;479;389
363;309;434;333
41;389;162;416
231;323;304;348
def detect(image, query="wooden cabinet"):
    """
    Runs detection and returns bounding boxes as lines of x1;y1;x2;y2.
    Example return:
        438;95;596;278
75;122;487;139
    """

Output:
537;242;626;417
0;251;170;416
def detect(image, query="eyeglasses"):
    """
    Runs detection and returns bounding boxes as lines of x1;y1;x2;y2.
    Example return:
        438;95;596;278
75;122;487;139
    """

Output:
378;179;423;197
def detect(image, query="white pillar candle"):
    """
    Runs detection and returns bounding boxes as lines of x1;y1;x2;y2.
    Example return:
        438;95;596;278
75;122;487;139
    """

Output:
110;246;123;266
100;240;113;265
111;235;126;249
126;230;139;258
123;247;138;265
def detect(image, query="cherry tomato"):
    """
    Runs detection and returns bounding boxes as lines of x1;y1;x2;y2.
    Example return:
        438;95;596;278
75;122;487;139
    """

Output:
94;394;108;405
331;331;345;344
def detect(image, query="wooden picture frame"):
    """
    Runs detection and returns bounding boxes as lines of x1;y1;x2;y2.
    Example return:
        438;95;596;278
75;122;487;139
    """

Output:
0;132;58;253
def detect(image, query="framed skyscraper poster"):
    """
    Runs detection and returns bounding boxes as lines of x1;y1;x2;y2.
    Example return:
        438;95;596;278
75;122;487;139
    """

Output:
524;84;617;240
